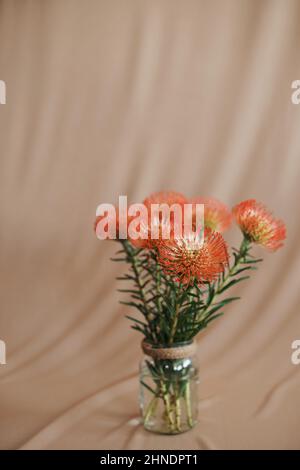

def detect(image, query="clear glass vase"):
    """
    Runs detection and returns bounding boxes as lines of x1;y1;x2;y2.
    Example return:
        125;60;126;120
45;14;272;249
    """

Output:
139;342;199;434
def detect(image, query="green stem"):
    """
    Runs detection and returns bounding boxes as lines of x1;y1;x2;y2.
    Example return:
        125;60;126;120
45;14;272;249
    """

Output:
175;396;181;432
161;383;175;431
184;381;194;428
169;304;180;345
155;262;163;338
217;237;250;293
121;241;157;342
200;237;251;318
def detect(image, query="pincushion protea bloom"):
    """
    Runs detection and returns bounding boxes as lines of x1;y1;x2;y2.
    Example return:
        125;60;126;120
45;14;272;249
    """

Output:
190;196;232;232
130;212;174;249
232;199;286;251
143;191;187;209
94;211;148;248
94;209;134;241
94;207;174;249
131;191;187;248
158;228;229;285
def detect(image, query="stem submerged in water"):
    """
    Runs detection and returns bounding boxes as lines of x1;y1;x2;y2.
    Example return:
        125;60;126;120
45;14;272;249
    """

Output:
142;377;195;433
161;382;175;431
184;381;194;428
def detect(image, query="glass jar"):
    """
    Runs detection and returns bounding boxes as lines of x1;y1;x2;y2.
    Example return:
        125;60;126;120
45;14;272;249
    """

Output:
139;342;199;434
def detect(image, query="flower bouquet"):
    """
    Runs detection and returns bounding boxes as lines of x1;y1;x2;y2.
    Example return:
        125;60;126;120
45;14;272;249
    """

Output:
94;192;286;434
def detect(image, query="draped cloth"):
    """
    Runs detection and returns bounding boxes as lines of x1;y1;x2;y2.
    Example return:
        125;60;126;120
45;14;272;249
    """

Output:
0;0;299;449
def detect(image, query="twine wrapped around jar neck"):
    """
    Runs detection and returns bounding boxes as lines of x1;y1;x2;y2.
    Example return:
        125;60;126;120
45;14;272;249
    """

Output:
142;339;196;360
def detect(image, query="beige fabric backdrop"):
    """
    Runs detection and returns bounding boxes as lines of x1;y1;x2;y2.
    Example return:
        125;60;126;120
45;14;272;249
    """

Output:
0;0;300;450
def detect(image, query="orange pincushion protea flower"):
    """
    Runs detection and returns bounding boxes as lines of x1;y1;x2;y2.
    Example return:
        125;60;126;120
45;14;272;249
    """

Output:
130;212;174;249
143;191;187;209
94;209;132;241
136;190;187;249
190;197;232;232
158;228;229;285
232;199;286;251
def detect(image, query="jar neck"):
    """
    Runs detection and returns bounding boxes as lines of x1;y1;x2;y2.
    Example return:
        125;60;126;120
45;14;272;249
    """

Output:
142;339;196;361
